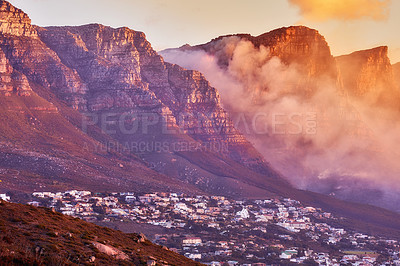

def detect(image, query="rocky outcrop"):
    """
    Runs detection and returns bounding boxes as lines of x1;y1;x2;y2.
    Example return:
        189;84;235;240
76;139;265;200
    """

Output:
394;62;400;88
0;0;36;37
0;48;31;96
336;46;400;108
0;3;88;109
163;25;400;209
194;26;340;96
252;26;337;81
0;0;276;186
37;24;258;163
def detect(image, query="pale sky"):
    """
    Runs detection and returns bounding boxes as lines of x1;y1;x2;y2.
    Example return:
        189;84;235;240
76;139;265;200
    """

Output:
10;0;400;63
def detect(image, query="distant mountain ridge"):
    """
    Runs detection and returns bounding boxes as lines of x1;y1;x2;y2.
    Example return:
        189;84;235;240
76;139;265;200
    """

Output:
178;26;339;97
336;46;400;109
161;25;400;211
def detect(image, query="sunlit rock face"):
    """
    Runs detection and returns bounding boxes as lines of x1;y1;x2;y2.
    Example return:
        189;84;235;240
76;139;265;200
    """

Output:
37;24;260;164
161;26;400;210
192;26;340;97
251;26;338;84
336;46;400;109
0;0;270;174
0;1;88;109
394;62;400;88
0;48;31;96
0;0;37;37
0;0;284;197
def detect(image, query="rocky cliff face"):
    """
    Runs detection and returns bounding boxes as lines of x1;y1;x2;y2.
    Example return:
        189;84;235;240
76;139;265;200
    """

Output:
0;3;250;150
394;62;400;88
0;0;36;37
194;26;340;96
37;24;261;165
0;25;88;110
0;0;282;196
253;26;338;81
0;48;31;96
162;25;400;210
336;46;400;108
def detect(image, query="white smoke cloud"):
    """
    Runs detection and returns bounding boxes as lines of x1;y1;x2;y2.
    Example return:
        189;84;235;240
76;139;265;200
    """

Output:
161;39;400;211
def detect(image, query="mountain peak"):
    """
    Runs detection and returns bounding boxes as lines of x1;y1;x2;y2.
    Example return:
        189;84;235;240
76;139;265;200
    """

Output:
257;25;320;38
0;0;36;37
253;25;331;59
336;46;398;105
341;46;390;63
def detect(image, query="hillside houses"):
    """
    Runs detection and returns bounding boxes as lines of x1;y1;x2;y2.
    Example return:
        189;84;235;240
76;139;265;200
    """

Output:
22;190;400;265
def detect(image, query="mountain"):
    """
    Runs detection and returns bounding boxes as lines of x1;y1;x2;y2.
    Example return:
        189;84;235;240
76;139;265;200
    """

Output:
0;0;400;239
37;24;283;181
0;0;36;37
0;0;289;198
393;62;400;88
0;0;202;196
175;26;340;97
336;46;400;109
161;26;400;211
0;200;199;265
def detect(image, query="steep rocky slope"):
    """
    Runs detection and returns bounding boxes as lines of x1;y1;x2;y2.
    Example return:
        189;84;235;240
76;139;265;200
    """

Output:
161;26;400;211
0;0;202;195
336;46;400;109
0;0;36;37
180;26;340;97
0;0;287;198
37;24;264;166
394;62;400;88
0;201;200;265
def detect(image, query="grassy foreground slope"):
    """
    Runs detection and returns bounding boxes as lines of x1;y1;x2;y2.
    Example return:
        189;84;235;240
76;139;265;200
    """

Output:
0;201;200;265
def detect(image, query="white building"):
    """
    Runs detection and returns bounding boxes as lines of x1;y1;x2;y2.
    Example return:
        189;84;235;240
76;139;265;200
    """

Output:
182;237;202;245
0;194;10;201
236;208;250;219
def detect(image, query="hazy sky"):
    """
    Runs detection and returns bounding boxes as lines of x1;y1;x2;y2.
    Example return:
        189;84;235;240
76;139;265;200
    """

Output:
10;0;400;63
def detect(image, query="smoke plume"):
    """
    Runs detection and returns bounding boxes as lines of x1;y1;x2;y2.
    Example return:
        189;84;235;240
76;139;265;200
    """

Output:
161;38;400;211
289;0;391;21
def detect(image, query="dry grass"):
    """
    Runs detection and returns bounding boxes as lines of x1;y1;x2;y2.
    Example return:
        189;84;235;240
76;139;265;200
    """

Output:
0;201;201;265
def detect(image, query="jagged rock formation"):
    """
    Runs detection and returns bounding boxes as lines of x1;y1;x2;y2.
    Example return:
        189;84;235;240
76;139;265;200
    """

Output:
162;26;400;211
36;24;267;169
0;27;88;109
190;26;340;96
394;62;400;88
0;0;264;166
0;0;36;37
0;1;205;195
0;0;283;197
336;46;400;108
0;48;31;96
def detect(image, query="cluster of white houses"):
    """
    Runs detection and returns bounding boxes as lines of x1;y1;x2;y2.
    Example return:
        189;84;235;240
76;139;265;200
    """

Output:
22;190;400;265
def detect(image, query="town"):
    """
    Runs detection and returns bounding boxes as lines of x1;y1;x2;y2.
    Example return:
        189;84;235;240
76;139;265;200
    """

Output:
8;191;399;265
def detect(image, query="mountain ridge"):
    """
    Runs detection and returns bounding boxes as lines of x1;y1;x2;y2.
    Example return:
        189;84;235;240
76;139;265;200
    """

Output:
161;25;400;211
336;46;400;109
